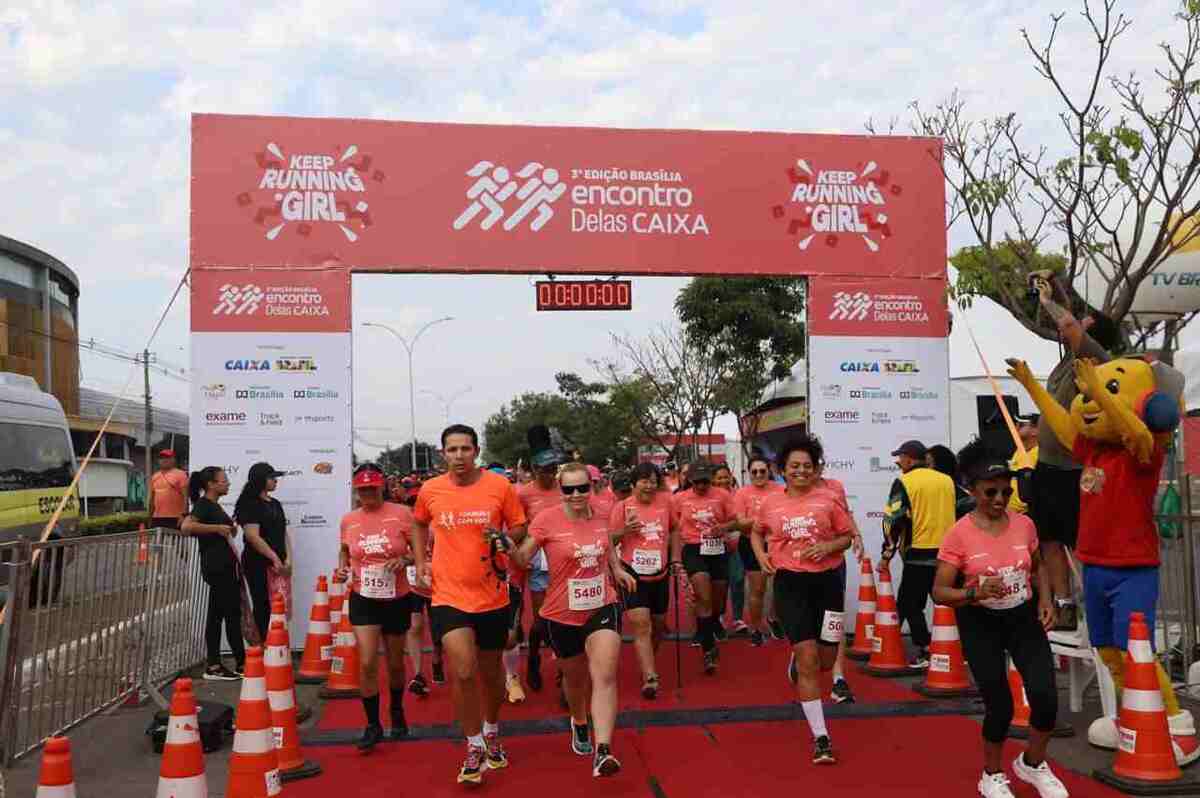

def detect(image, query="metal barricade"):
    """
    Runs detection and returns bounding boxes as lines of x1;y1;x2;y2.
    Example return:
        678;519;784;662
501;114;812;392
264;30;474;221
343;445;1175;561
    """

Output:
1156;473;1200;693
0;529;208;765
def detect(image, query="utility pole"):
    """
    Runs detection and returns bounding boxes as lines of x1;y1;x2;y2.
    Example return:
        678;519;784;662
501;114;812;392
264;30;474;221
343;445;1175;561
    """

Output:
141;349;155;482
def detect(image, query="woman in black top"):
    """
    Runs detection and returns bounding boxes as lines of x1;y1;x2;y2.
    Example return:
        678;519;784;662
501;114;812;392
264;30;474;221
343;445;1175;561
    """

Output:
181;467;245;680
234;462;292;640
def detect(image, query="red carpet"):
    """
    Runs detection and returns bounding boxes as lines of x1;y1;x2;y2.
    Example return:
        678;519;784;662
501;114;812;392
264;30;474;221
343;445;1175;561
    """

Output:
316;637;921;731
287;717;1123;797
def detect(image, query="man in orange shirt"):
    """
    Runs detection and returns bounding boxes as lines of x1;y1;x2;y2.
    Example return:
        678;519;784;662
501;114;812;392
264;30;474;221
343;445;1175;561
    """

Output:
413;424;527;787
149;449;188;530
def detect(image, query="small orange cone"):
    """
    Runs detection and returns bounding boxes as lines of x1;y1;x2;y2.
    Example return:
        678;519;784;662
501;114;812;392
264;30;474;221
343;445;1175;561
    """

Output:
137;523;150;565
913;605;976;697
320;609;361;699
329;574;346;628
227;647;282;798
295;576;333;684
36;736;76;798
1007;656;1074;741
266;621;322;781
156;678;207;798
846;557;877;661
269;596;287;631
862;565;921;676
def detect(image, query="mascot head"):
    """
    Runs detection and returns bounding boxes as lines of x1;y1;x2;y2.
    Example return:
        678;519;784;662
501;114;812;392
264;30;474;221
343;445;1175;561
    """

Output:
1070;357;1181;442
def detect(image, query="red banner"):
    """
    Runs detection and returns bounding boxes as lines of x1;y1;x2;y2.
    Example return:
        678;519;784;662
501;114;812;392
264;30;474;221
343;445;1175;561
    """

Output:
190;267;351;333
807;276;949;338
191;114;946;278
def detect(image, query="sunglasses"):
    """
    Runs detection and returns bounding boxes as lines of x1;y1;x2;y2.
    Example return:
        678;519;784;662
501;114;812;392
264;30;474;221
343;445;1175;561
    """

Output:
982;487;1014;499
749;469;768;476
560;483;592;495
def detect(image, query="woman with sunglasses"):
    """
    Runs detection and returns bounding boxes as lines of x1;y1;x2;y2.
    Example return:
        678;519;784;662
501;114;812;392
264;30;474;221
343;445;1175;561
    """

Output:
933;440;1065;798
334;464;416;752
610;462;678;699
732;457;784;647
509;462;637;778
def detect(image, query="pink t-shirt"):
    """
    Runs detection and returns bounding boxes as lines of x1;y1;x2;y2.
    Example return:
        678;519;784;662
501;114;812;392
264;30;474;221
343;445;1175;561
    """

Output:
518;482;561;526
610;493;673;577
591;489;616;519
754;489;853;573
938;512;1039;610
672;488;737;546
406;522;434;598
733;483;784;521
531;504;617;626
340;504;414;599
817;477;848;509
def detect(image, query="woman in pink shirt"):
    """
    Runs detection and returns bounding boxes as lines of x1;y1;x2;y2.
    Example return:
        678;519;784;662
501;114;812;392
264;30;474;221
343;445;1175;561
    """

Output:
510;463;636;779
932;440;1065;798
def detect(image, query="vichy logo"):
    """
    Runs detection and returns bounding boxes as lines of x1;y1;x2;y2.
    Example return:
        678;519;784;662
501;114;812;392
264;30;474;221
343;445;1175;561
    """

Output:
454;161;567;232
825;458;854;471
829;291;872;321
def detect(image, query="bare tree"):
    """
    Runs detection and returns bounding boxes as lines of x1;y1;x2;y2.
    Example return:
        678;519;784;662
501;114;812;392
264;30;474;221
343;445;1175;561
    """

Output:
594;324;726;464
890;0;1200;352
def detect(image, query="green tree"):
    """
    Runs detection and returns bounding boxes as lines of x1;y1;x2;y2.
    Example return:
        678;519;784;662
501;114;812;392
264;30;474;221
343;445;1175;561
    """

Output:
482;392;574;467
377;441;441;473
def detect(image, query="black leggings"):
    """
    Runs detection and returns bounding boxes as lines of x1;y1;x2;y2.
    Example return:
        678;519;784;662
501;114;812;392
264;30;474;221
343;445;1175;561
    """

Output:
203;569;246;667
896;558;936;648
956;601;1057;743
244;566;271;641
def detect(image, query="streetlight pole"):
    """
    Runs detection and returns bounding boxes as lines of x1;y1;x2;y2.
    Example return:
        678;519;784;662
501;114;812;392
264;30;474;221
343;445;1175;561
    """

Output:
363;317;454;473
421;385;472;425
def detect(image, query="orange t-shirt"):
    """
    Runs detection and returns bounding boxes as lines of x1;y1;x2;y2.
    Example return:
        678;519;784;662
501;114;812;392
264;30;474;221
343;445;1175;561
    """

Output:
754;489;853;573
733;483;784;522
339;504;413;599
406;523;434;598
150;469;188;519
610;493;673;577
515;481;562;586
671;488;736;546
413;470;527;613
531;504;617;625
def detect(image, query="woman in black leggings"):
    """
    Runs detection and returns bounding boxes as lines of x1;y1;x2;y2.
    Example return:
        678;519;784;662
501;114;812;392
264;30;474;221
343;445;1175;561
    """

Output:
932;440;1067;798
182;467;246;680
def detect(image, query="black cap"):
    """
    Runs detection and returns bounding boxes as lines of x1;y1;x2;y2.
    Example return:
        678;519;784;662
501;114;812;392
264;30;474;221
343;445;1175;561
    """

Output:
689;461;715;480
891;440;927;459
610;470;633;490
967;460;1014;484
248;462;286;482
1016;413;1040;426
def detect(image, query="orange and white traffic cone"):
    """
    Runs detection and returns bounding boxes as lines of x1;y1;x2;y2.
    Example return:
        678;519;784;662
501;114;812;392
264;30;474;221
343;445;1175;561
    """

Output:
320;609;361;699
913;605;976;697
266;621;322;781
862;565;921;677
329;575;346;628
846;557;877;661
1007;656;1073;741
156;678;207;798
36;736;76;798
227;647;282;798
270;596;287;632
137;523;150;565
295;576;333;684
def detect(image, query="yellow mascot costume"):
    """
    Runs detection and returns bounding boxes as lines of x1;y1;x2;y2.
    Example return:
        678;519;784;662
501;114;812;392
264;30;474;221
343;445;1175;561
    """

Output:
1007;355;1198;767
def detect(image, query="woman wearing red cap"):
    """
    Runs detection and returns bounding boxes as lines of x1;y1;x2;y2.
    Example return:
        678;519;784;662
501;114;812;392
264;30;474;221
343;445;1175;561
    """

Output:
334;463;417;752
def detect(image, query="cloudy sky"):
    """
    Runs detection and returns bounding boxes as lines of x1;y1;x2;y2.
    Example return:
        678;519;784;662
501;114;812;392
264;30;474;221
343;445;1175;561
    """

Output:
1;0;1195;457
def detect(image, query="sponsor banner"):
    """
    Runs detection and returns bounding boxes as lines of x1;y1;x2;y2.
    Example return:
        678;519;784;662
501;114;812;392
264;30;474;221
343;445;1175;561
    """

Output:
191;267;351;333
808;275;949;338
191;114;946;278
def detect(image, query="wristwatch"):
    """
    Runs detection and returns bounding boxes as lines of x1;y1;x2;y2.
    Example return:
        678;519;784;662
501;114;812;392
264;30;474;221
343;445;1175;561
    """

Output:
965;586;977;604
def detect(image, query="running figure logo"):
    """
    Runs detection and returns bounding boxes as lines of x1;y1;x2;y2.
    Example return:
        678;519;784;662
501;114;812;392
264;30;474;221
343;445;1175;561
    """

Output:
453;161;567;232
828;291;872;321
213;283;264;316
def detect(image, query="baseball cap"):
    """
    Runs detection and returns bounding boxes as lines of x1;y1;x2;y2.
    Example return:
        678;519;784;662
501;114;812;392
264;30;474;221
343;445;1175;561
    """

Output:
610;470;633;491
966;459;1013;483
1015;414;1039;426
353;468;386;489
531;449;565;469
248;462;286;483
689;461;715;480
158;449;175;458
586;464;603;481
890;440;927;459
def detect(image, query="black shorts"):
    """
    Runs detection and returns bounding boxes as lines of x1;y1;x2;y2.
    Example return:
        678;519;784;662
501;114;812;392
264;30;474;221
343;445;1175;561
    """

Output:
681;543;730;581
407;593;431;614
737;536;762;573
1030;462;1081;548
773;566;846;646
620;563;671;615
152;517;180;531
430;602;511;651
348;591;413;636
545;604;622;659
507;584;524;633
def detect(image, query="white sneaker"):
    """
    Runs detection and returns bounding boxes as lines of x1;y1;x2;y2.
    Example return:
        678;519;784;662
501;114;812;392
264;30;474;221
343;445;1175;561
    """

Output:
1012;754;1069;798
977;771;1015;798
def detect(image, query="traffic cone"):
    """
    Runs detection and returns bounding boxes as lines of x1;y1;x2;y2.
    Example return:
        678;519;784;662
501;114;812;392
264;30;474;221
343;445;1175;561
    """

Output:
329;575;346;628
270;596;287;631
846;557;877;661
137;523;150;564
862;565;921;676
913;605;976;697
1007;656;1074;741
227;647;282;798
156;678;207;798
295;576;333;684
36;736;76;798
320;609;361;699
266;621;321;781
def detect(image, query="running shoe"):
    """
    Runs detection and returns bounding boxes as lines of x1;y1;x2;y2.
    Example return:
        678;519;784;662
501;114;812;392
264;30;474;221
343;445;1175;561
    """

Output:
812;735;836;765
690;634;702;648
768;618;786;640
977;771;1016;798
642;674;660;700
703;647;719;675
593;744;621;777
408;673;430;698
750;630;766;647
830;678;855;704
908;647;931;670
714;621;728;642
233;661;245;677
1011;754;1068;798
571;722;593;756
356;724;383;753
731;620;751;637
483;733;509;770
506;673;527;704
458;744;485;785
527;653;543;691
389;706;408;739
203;664;241;681
787;652;798;685
431;660;445;685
